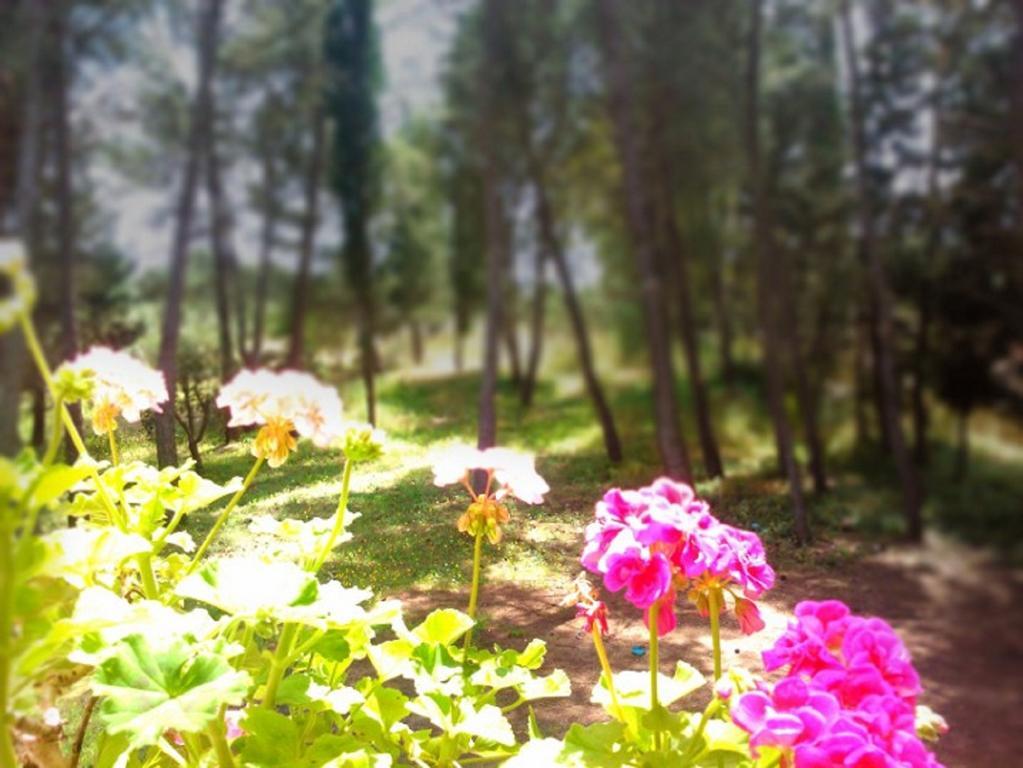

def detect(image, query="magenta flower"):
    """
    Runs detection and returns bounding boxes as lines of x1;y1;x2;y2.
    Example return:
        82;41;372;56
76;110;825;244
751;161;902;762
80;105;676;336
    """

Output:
577;599;609;637
740;601;945;768
732;678;841;754
599;530;673;609
581;477;775;638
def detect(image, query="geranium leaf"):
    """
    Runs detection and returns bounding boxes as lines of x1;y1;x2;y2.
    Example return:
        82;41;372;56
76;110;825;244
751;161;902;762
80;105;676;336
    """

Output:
92;634;251;750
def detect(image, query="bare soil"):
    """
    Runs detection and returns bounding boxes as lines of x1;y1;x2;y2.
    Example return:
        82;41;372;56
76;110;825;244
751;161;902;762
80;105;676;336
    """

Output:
401;532;1023;768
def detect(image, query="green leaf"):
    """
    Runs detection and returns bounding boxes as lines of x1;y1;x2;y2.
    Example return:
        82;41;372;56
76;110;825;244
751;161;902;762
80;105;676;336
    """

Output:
519;669;572;701
700;719;750;755
28;463;92;510
91;634;251;750
591;661;705;712
239;709;301;766
42;527;150;588
641;704;683;736
411;608;474;645
175;557;319;619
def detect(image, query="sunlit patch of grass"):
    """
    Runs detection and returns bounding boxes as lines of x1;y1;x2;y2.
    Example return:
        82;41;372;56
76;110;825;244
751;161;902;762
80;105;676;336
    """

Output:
160;366;1023;595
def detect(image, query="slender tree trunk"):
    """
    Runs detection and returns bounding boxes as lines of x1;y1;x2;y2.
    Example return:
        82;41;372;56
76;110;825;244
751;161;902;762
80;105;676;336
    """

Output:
205;95;237;381
777;246;827;493
534;173;622;463
477;0;506;460
500;211;522;388
454;326;465;373
840;0;922;541
954;409;969;480
867;297;892;453
911;280;931;465
853;307;870;448
51;3;82;458
0;0;45;456
252;153;277;363
745;0;810;544
155;0;222;467
709;245;735;387
520;245;546;407
409;319;424;365
656;185;723;477
286;107;325;369
596;0;691;480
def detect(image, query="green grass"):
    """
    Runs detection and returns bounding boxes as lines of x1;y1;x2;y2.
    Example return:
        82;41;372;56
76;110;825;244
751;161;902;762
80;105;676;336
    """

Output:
89;366;1023;599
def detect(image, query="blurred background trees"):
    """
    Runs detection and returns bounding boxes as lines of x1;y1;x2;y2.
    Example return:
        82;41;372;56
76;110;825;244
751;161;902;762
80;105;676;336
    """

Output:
1;0;1021;543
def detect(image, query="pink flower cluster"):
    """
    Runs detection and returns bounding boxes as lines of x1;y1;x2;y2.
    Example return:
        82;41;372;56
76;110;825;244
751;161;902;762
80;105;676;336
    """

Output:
581;478;774;637
732;600;944;768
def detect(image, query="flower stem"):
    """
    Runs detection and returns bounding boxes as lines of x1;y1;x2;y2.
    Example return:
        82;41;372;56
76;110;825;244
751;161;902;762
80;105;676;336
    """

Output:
648;601;661;752
0;494;18;768
708;588;723;681
107;430;120;466
19;315;126;531
187;456;264;574
463;526;485;652
207;720;235;768
262;623;298;710
41;396;65;466
591;625;624;723
309;458;353;573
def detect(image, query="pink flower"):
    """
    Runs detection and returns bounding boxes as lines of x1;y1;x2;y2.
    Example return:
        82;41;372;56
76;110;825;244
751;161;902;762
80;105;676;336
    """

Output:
732;678;841;754
599;530;674;609
224;708;245;741
735;597;766;635
577;599;609;637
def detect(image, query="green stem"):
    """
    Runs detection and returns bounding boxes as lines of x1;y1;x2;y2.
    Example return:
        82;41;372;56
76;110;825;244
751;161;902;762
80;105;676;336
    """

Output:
0;497;17;768
19;315;127;532
649;601;661;752
263;624;298;710
187;456;264;574
462;526;485;652
309;458;353;573
107;429;120;465
680;697;722;763
708;588;723;681
592;625;625;724
207;720;235;768
41;396;65;466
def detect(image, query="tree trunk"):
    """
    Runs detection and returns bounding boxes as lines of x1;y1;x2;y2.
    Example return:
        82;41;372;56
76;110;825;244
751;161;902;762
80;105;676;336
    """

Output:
708;245;735;387
745;0;810;544
155;0;222;468
911;280;931;465
853;307;870;448
500;210;522;388
477;0;506;462
252;153;277;364
285;107;325;369
454;322;465;373
954;409;969;480
520;245;546;408
596;0;691;480
51;3;82;459
0;0;45;456
840;0;922;541
205;95;237;382
655;183;723;478
534;173;622;463
409;319;424;365
777;247;827;493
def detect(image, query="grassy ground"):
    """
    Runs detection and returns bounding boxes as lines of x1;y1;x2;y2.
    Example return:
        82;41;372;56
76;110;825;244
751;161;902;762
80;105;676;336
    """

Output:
105;364;1023;596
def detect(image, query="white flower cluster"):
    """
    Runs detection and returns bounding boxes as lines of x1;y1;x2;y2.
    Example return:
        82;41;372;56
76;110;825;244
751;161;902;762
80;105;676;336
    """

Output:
61;347;168;434
216;369;344;448
432;444;549;505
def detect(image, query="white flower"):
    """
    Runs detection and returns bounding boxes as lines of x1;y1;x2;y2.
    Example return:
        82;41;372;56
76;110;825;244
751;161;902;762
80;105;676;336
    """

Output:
60;347;168;434
431;444;549;504
216;368;344;447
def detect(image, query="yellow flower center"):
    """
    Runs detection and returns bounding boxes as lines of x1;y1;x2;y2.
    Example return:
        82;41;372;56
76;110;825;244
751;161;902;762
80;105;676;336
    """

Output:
253;418;298;467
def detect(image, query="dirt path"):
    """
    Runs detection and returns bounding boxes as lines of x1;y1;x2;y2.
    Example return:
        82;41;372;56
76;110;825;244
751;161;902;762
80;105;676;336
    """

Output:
400;533;1023;767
